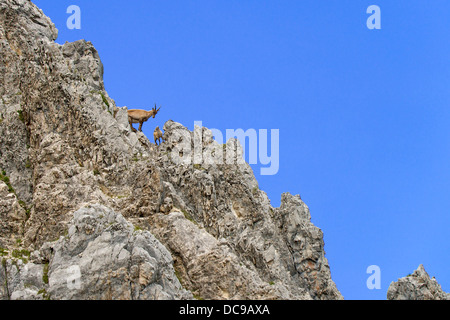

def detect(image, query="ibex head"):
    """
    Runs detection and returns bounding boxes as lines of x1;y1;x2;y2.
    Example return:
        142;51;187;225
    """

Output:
151;104;161;118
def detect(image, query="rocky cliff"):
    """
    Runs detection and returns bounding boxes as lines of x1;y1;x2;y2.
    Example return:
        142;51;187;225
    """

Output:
0;0;343;300
387;265;450;300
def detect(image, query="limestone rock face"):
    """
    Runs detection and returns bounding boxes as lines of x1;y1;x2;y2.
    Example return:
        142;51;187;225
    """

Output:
1;259;46;300
0;0;152;247
0;180;28;247
0;204;191;300
149;121;342;300
387;265;449;300
0;0;343;300
46;204;192;300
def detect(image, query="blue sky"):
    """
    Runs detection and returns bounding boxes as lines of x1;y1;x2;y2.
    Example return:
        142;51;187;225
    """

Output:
32;0;450;300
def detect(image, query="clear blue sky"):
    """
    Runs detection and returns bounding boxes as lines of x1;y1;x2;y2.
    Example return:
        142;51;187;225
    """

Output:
33;0;450;300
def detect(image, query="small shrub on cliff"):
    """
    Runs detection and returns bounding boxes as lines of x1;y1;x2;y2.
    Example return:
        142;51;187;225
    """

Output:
0;170;14;193
0;248;8;257
42;263;49;284
17;110;25;123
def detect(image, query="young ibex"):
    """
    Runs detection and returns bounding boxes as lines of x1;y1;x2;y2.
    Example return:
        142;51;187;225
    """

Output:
154;126;165;146
128;104;161;132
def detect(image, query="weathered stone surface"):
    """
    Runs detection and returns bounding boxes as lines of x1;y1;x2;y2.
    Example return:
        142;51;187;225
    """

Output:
4;260;46;300
0;204;192;300
149;121;342;300
0;180;28;248
0;0;344;300
387;265;450;300
1;0;154;246
46;204;191;300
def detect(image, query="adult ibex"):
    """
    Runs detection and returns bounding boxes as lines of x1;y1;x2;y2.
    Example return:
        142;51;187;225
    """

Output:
127;104;161;132
154;126;165;146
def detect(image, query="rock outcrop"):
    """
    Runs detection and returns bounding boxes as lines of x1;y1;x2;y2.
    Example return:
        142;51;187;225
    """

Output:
387;265;450;300
0;0;344;300
2;204;191;300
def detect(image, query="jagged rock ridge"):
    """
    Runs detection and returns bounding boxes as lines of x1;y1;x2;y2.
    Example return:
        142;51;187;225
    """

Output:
387;265;449;300
0;0;344;300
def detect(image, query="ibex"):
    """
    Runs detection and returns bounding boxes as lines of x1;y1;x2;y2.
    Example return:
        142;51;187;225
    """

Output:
154;126;165;146
127;104;161;132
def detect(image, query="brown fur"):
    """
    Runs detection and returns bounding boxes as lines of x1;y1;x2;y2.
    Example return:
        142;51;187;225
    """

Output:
127;105;161;132
153;126;165;145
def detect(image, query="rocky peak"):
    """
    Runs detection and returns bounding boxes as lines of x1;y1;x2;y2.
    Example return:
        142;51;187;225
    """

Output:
2;0;447;302
387;264;449;300
1;0;343;300
0;0;57;42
